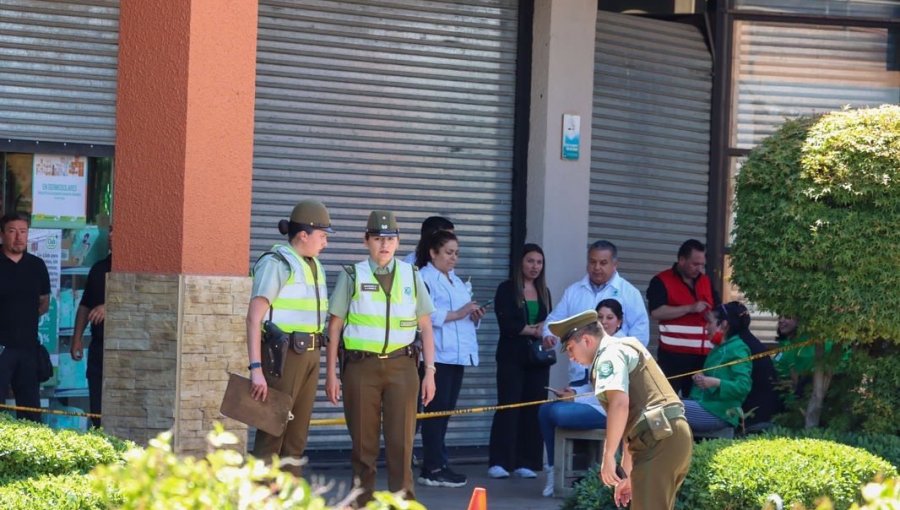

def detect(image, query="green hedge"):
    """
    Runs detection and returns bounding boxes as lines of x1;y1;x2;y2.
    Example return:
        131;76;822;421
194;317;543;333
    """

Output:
0;415;131;483
763;426;900;469
564;436;897;510
0;473;119;510
678;437;895;509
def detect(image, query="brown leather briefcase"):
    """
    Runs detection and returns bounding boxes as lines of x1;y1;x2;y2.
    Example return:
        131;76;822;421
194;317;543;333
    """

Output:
220;372;294;437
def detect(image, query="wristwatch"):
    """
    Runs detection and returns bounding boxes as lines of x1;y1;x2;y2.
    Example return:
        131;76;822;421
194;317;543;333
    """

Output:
248;361;262;371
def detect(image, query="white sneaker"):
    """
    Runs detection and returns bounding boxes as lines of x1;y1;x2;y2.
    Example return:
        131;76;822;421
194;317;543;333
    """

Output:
514;467;537;479
487;465;510;479
542;465;554;497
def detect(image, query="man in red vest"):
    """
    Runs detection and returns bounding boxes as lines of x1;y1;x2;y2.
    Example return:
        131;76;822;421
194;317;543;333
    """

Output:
647;239;719;396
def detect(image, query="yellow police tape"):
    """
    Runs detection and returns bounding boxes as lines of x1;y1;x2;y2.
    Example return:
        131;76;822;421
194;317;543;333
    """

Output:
0;338;816;424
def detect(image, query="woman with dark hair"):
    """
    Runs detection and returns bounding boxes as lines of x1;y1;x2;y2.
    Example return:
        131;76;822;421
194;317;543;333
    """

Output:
417;229;484;488
406;216;455;267
683;301;753;432
488;244;552;481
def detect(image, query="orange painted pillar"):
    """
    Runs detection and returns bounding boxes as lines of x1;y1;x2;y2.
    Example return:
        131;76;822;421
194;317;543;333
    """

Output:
113;0;257;276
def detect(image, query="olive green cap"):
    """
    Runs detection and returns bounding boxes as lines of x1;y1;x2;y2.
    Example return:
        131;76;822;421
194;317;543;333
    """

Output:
549;310;599;346
366;210;400;237
290;200;334;233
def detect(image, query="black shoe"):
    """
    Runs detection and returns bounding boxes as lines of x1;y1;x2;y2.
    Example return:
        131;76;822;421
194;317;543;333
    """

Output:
417;467;467;488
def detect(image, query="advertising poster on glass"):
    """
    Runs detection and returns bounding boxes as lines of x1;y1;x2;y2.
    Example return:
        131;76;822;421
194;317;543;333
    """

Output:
31;154;88;228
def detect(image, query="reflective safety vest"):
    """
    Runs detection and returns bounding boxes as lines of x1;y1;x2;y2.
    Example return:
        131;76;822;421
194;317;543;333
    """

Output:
656;267;715;355
343;259;418;354
267;244;328;334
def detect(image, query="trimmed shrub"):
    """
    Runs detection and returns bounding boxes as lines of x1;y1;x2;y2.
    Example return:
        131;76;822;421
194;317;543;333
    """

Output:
0;415;131;483
0;473;119;510
565;437;896;510
763;426;900;469
679;437;896;510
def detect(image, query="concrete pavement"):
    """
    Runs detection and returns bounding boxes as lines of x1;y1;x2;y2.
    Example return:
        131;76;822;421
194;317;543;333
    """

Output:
307;462;563;510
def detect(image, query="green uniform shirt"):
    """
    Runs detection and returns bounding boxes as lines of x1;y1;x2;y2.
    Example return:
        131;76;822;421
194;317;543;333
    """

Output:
328;257;434;320
592;337;641;405
688;334;752;426
252;252;292;303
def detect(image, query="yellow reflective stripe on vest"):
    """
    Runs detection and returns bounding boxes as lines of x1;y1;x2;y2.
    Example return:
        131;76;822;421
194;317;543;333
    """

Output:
344;259;417;353
269;245;328;333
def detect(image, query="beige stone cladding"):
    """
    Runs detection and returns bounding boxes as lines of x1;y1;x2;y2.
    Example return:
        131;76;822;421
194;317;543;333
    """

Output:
104;272;251;455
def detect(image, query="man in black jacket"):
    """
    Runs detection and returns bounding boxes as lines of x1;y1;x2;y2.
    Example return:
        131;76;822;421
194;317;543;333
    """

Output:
0;213;50;422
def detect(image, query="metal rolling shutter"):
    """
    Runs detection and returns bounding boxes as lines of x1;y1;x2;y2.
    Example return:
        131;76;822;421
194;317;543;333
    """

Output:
0;0;118;145
252;0;518;450
733;21;900;149
731;21;898;339
589;13;712;314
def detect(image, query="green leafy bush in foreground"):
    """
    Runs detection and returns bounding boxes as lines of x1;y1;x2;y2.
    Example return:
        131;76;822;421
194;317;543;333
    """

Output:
763;426;900;469
851;477;900;509
0;473;118;510
0;414;131;483
565;436;896;510
89;425;424;510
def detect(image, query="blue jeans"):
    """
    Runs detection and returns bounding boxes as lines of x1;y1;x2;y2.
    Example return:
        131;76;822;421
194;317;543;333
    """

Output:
538;401;606;467
683;399;731;432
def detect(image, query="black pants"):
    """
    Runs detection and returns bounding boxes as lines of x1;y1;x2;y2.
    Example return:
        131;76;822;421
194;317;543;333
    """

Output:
86;335;104;428
657;349;707;397
0;345;42;422
488;360;548;471
421;363;464;472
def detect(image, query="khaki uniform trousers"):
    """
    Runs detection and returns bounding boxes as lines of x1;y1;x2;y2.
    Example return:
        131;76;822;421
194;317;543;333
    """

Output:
629;416;693;510
252;348;320;476
342;353;419;507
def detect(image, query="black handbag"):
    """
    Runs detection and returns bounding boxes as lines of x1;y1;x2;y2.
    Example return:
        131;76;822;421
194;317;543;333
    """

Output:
37;344;53;382
527;339;556;367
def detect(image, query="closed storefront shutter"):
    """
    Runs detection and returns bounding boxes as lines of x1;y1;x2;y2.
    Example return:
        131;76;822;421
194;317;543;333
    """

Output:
589;12;712;325
252;0;518;450
730;20;898;340
0;0;118;145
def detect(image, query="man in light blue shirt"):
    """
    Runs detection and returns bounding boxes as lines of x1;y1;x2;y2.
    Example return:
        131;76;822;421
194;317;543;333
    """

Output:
542;240;649;346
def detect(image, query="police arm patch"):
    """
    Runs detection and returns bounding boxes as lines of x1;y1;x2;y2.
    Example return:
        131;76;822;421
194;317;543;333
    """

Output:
598;360;614;378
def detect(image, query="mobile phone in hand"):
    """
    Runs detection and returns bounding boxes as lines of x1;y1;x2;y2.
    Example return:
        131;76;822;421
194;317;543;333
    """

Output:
480;299;494;309
616;465;627;479
545;386;564;397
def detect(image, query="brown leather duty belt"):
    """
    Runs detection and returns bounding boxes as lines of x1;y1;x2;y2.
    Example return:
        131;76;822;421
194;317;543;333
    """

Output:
628;403;686;440
344;344;417;362
289;332;323;352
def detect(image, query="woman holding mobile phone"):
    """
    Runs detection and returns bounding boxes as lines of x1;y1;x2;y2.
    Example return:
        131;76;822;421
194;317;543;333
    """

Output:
487;244;552;480
417;230;484;488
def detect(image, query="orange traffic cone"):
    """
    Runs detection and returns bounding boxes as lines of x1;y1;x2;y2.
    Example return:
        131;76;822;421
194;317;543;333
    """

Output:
466;487;487;510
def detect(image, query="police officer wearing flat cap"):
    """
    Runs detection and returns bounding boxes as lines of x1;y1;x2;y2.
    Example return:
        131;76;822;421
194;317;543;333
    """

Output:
550;310;692;510
246;199;333;474
326;210;436;507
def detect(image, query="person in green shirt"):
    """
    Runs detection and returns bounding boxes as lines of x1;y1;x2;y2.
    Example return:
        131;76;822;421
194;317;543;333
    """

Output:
682;301;752;431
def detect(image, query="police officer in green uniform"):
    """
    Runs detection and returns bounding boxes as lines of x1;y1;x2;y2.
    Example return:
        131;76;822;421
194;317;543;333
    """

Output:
246;199;333;475
550;310;692;510
326;210;437;507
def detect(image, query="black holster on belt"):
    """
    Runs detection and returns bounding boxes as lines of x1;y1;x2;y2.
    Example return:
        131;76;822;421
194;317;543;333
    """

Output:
262;320;288;379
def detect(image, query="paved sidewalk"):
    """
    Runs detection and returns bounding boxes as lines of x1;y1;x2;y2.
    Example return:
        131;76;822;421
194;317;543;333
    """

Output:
307;462;563;510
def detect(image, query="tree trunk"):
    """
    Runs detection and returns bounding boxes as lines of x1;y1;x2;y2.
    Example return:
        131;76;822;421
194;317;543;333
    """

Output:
804;342;833;429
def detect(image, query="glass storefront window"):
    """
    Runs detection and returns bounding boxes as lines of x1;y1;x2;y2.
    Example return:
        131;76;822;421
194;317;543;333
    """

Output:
730;20;900;149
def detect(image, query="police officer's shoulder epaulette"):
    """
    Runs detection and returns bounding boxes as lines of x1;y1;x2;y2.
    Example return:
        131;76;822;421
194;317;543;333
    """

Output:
252;250;290;276
342;264;356;281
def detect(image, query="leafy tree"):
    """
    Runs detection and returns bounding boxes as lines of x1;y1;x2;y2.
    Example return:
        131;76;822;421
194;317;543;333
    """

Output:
731;105;900;427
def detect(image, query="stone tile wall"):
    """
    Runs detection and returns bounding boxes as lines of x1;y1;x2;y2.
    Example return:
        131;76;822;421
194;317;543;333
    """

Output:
104;272;251;455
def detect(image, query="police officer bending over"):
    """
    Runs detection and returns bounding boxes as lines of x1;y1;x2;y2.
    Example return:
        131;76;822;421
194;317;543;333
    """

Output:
246;200;333;475
326;210;436;507
550;310;692;509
